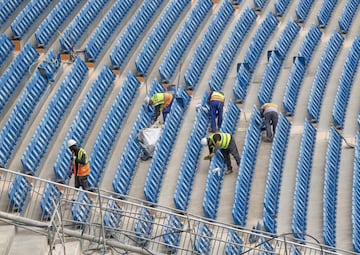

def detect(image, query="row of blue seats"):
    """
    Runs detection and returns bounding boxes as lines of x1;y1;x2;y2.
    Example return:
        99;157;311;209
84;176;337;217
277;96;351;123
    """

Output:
110;0;164;70
8;174;32;212
258;237;275;255
317;0;338;28
225;229;243;255
274;0;291;17
85;0;136;62
291;120;316;241
144;88;191;204
258;19;300;105
0;0;24;28
203;102;241;220
263;115;291;234
232;63;252;103
135;0;191;76
11;0;53;39
338;0;360;34
353;132;360;253
209;7;257;92
232;107;263;226
0;33;14;68
0;71;48;168
162;214;183;253
296;0;315;23
40;183;62;219
323;128;341;248
53;65;115;183
298;24;322;67
88;72;140;188
21;57;88;175
254;0;268;10
37;49;61;82
257;51;283;106
60;0;109;53
159;0;213;83
112;79;164;196
332;37;360;129
275;19;300;60
71;191;93;228
194;222;213;254
134;206;154;247
283;25;322;116
173;94;209;211
307;30;344;123
183;0;235;90
0;43;39;115
35;0;82;48
103;199;122;237
243;12;279;73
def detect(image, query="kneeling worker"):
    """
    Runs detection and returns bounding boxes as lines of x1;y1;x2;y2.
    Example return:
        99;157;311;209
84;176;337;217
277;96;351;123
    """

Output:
260;102;279;142
201;132;240;175
68;139;91;191
145;92;174;123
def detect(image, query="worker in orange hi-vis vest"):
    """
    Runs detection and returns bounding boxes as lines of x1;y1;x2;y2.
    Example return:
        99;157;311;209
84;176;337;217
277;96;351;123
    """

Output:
67;139;91;191
144;92;174;123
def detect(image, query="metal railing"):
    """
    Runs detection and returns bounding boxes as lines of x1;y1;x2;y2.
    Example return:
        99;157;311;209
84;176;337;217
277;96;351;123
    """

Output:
0;168;355;255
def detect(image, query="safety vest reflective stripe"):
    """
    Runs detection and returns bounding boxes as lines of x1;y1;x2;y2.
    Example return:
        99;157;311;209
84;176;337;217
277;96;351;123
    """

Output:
209;133;231;149
210;91;225;103
72;148;90;176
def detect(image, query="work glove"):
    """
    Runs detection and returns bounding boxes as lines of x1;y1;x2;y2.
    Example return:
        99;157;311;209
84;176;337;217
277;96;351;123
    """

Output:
203;153;215;160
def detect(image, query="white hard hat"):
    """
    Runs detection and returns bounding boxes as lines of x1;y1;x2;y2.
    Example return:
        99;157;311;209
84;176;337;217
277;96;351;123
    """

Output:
67;139;77;148
201;137;208;146
144;96;150;105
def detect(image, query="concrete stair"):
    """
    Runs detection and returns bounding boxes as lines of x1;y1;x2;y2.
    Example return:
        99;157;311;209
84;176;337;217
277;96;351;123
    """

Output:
0;225;15;255
7;228;48;255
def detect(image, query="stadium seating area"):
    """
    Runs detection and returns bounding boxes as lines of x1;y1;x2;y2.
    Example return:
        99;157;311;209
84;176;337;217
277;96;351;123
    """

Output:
1;0;360;253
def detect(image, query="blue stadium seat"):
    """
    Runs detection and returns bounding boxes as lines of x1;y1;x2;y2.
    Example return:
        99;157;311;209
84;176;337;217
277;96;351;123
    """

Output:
71;191;93;228
8;174;32;212
0;34;14;68
103;199;122;237
353;132;360;253
162;215;184;253
274;0;291;16
40;183;62;219
134;206;154;247
0;0;25;28
232;63;252;103
296;0;315;23
194;222;213;255
225;229;243;255
298;24;322;67
254;0;268;10
317;0;338;28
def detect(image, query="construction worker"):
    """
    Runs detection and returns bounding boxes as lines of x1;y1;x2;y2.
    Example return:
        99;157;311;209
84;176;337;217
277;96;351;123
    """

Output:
201;132;240;175
207;91;225;132
67;139;91;191
145;92;174;123
260;103;279;142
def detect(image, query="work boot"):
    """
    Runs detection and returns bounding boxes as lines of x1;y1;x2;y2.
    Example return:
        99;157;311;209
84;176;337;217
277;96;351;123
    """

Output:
225;169;233;175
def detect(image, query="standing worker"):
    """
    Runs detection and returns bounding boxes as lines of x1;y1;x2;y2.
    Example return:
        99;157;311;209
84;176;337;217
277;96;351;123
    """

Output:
68;139;91;191
260;103;279;142
145;92;174;123
207;91;225;132
201;132;240;175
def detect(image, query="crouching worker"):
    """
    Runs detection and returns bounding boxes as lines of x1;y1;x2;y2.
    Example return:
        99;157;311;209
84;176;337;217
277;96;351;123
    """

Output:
68;139;91;191
144;92;174;123
201;132;240;175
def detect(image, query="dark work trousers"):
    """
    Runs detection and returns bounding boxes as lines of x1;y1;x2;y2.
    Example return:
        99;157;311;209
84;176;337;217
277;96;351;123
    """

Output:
221;136;240;171
264;111;278;139
209;100;224;131
75;175;89;190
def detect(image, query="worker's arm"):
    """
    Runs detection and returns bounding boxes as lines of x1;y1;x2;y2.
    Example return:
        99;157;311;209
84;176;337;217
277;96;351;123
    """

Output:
75;152;87;165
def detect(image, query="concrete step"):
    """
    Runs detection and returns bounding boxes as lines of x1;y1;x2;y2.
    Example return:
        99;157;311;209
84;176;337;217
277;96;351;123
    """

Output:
8;228;48;255
52;241;81;255
0;225;15;255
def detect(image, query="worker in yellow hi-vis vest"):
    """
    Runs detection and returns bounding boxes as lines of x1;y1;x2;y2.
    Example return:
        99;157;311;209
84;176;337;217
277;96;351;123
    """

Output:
144;92;174;123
